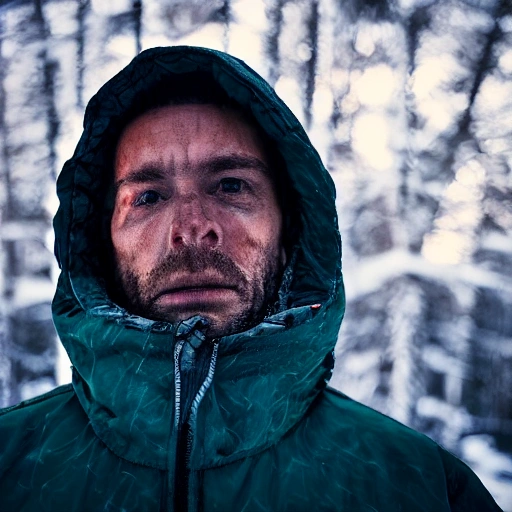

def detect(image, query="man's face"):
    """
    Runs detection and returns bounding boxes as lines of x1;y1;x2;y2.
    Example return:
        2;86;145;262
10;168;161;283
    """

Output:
111;104;285;337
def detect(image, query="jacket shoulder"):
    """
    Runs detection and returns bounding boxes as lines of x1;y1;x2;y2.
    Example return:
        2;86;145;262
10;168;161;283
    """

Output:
436;444;503;511
0;384;76;436
0;383;74;419
314;387;502;511
310;387;444;470
318;387;436;445
0;384;84;474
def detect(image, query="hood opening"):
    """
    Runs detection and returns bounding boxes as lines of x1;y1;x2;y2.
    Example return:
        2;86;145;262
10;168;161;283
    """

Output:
54;46;343;323
99;70;302;312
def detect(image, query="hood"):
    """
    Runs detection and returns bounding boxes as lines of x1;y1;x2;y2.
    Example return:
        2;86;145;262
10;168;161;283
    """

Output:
52;46;345;470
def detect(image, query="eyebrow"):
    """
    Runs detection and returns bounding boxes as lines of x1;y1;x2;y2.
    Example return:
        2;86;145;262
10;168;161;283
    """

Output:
115;154;271;191
204;154;270;177
115;167;166;191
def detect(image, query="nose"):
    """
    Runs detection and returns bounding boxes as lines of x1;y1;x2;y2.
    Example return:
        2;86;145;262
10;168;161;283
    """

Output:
169;193;221;249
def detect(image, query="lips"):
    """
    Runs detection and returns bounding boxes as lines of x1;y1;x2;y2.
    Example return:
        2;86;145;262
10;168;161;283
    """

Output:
151;274;239;305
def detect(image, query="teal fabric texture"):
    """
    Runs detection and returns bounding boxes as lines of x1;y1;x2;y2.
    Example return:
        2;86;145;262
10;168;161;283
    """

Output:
0;46;502;512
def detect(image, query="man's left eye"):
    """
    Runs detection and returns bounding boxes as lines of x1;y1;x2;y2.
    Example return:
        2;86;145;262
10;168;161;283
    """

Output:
219;178;243;193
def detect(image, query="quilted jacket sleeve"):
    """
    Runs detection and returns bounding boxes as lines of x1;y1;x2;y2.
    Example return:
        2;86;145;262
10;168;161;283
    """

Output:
438;446;504;512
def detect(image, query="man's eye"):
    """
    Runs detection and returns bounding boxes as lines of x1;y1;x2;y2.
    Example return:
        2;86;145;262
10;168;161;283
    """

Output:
219;178;243;194
134;190;162;206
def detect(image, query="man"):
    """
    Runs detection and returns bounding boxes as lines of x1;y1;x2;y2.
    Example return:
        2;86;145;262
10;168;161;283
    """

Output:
0;46;502;511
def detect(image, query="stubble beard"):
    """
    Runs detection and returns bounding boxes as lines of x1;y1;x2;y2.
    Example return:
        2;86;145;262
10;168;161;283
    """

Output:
113;245;282;338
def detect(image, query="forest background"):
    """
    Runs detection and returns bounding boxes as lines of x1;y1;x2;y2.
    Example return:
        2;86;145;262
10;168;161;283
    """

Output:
0;0;511;508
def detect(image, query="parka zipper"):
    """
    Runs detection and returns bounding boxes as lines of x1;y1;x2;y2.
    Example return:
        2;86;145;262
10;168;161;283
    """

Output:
172;335;219;512
166;340;184;512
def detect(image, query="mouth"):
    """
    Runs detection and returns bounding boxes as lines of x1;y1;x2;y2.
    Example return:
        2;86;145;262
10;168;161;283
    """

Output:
151;275;239;309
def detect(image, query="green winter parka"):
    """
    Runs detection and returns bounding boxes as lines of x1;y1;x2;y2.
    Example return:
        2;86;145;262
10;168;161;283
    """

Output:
0;46;502;512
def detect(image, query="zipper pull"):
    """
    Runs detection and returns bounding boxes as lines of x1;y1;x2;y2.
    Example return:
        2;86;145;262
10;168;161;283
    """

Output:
176;316;209;372
175;315;210;341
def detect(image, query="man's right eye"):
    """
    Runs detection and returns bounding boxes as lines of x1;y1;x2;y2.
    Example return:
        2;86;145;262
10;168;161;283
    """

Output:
134;190;162;206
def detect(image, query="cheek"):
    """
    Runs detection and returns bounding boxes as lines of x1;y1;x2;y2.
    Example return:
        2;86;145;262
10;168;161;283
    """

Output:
222;211;282;268
111;214;164;275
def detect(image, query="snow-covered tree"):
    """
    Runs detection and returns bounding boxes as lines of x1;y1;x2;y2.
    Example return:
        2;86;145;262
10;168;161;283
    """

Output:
0;0;510;507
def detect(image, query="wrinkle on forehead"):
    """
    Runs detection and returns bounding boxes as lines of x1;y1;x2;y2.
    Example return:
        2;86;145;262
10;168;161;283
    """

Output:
114;104;272;182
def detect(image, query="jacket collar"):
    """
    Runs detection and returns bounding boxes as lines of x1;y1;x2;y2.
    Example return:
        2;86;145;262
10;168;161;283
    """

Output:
54;288;343;469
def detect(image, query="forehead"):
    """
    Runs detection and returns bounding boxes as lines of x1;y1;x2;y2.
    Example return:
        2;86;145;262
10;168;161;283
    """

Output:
115;104;270;177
